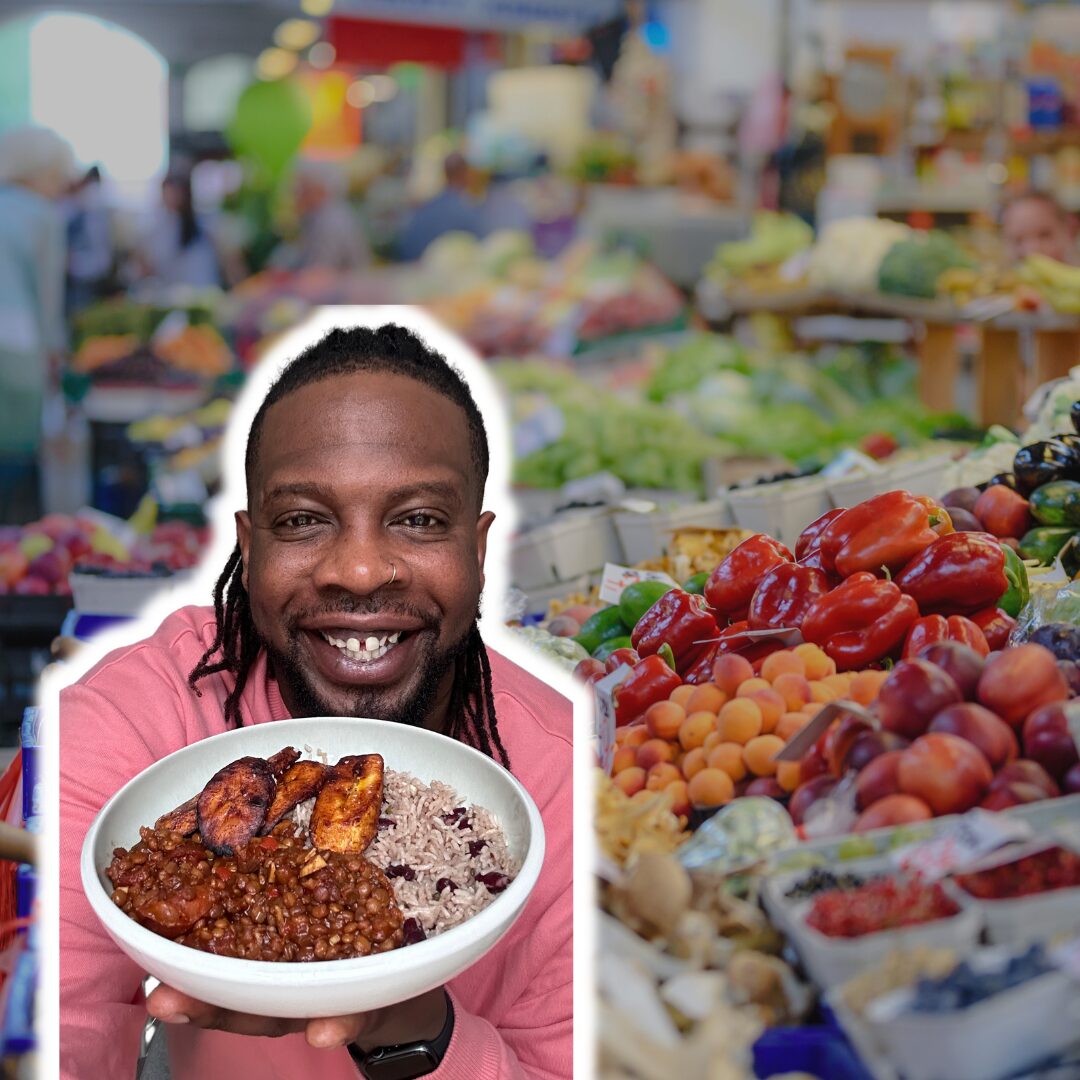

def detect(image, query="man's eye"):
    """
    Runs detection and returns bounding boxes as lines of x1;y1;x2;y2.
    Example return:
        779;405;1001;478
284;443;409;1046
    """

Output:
281;512;319;528
402;513;441;528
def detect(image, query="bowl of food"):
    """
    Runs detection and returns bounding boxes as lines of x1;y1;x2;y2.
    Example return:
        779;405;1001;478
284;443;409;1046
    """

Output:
80;717;544;1017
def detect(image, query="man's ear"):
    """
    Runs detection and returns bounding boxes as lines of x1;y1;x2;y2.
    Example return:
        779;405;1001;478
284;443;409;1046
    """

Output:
236;510;251;592
476;510;495;590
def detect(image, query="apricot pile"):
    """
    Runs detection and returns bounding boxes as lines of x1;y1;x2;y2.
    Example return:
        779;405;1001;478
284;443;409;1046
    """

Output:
611;643;890;817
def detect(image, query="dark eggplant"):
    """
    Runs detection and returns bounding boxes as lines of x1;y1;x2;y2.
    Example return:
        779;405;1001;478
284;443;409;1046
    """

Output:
1029;623;1080;662
1013;439;1080;497
987;473;1019;491
1072;401;1080;435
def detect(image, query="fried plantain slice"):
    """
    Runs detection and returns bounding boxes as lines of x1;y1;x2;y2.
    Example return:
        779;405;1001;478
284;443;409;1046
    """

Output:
261;760;329;833
265;746;301;779
154;796;199;836
196;756;274;855
309;754;384;854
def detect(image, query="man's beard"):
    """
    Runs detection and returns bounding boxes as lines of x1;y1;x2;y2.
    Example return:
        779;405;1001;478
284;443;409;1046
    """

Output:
260;613;475;727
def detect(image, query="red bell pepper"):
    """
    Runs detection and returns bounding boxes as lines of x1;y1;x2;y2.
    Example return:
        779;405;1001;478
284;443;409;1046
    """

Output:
801;571;920;670
796;508;846;562
969;607;1017;652
894;532;1007;616
630;588;718;668
704;534;793;619
748;563;831;631
819;490;941;578
604;647;641;673
682;643;719;685
704;620;789;674
613;655;682;726
902;615;990;659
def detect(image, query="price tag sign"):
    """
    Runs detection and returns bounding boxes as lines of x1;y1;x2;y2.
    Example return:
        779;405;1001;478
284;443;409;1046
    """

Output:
598;563;679;606
892;809;1033;882
594;664;633;774
772;700;877;763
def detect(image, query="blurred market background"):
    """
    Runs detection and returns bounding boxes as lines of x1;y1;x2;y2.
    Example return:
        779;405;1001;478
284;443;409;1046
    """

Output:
6;0;1080;731
10;2;1080;1078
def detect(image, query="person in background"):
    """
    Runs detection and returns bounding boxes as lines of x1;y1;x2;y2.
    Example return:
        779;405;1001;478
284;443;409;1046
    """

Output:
398;152;487;261
64;165;114;315
290;159;372;273
0;126;74;523
1002;190;1079;265
481;169;533;235
134;169;222;289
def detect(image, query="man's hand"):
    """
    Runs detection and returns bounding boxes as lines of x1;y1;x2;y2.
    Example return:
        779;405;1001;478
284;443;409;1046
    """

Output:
146;983;448;1051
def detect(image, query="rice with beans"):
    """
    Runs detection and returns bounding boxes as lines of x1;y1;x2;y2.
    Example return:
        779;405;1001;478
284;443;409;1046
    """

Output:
292;755;519;940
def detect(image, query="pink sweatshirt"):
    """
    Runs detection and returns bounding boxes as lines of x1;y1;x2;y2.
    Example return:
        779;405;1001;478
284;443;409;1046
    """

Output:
60;606;572;1080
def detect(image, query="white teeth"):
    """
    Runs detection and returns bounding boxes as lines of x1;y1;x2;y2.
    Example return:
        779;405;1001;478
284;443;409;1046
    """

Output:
321;629;402;661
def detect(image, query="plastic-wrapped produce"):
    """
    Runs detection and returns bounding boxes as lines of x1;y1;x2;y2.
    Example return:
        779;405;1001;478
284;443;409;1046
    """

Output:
676;797;797;872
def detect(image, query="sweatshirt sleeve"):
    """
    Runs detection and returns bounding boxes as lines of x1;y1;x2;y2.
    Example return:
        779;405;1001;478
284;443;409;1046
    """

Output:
60;647;197;1080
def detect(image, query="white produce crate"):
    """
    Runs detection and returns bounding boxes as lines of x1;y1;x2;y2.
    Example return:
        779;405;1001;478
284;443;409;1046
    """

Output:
70;570;195;617
950;881;1080;949
510;511;623;590
785;891;981;991
612;498;734;565
519;574;594;621
726;477;831;548
865;965;1080;1080
825;454;954;508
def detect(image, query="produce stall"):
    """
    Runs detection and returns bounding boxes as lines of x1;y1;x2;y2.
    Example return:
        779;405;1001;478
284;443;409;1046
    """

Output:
696;215;1080;427
511;379;1080;1078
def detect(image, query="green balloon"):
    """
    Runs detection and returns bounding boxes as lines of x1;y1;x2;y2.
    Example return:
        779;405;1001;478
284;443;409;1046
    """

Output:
227;78;312;183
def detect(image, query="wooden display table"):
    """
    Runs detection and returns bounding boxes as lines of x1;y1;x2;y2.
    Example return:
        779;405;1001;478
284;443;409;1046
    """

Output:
704;284;1080;426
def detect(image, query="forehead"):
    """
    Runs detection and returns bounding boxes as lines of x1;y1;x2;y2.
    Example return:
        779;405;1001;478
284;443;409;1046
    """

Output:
252;370;475;498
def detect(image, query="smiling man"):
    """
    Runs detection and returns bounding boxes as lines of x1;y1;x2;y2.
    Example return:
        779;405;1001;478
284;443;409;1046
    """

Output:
59;324;572;1080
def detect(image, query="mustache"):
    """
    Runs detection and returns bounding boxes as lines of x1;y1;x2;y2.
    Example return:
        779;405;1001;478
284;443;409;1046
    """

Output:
286;595;441;629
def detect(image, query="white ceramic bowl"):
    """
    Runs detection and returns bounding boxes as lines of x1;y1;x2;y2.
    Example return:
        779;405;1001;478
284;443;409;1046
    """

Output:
81;717;545;1018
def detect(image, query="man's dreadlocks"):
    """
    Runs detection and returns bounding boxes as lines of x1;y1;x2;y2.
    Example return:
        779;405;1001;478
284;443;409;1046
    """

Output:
188;324;510;769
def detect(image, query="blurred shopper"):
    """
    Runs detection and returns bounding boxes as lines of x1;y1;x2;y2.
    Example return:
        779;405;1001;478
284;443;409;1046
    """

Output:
481;170;533;235
289;159;371;272
0;126;74;522
399;152;486;261
134;170;222;288
64;165;114;314
1002;191;1078;265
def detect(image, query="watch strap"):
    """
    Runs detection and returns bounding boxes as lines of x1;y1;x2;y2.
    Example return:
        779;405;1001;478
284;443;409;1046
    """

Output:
348;991;455;1080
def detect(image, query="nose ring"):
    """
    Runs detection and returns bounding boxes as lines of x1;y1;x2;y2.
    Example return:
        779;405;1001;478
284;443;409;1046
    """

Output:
385;562;397;587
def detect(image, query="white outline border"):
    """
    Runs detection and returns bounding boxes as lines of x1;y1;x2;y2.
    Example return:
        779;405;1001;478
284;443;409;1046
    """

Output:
41;306;596;1080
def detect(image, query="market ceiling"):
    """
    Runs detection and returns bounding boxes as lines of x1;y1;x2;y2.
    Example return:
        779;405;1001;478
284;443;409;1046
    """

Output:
0;0;620;64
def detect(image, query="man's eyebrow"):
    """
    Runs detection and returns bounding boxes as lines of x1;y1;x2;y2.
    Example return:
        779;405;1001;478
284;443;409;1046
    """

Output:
384;480;465;506
260;482;337;507
260;480;466;507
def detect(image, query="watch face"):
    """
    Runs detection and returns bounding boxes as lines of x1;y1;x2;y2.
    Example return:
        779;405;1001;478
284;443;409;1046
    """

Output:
362;1046;441;1080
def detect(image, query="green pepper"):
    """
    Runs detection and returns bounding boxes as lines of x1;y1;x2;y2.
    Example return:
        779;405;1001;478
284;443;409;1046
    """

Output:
1030;480;1080;526
573;606;629;654
683;571;709;595
592;636;633;663
1019;526;1079;566
998;544;1031;618
618;580;676;630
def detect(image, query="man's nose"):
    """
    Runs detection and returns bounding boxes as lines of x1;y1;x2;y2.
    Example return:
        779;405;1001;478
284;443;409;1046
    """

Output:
310;524;396;595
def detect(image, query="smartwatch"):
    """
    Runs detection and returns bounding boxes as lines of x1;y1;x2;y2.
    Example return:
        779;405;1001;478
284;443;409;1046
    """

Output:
348;992;455;1080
